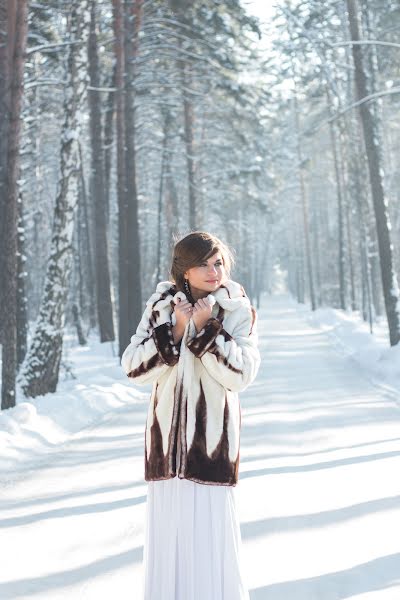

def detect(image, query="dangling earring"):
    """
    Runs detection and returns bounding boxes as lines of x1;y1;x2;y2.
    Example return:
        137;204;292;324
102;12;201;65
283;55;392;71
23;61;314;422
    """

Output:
184;278;194;305
184;278;190;296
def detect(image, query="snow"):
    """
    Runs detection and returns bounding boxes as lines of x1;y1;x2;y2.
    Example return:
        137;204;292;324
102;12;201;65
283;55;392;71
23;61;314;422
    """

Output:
1;292;400;599
2;334;146;477
303;303;400;392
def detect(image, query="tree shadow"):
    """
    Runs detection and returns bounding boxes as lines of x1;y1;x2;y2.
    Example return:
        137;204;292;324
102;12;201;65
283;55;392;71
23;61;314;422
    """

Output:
0;546;144;599
0;493;146;529
249;552;400;599
241;494;400;540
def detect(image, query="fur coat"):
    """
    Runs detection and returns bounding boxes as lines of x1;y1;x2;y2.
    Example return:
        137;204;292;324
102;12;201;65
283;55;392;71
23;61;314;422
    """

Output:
121;278;261;486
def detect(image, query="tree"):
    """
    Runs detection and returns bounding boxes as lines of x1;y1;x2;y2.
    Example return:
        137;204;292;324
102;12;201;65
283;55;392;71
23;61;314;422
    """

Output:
88;0;115;343
20;0;90;397
0;0;29;409
346;0;400;346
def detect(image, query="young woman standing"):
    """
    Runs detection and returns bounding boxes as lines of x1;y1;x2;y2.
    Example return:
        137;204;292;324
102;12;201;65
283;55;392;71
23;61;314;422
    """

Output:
121;231;261;600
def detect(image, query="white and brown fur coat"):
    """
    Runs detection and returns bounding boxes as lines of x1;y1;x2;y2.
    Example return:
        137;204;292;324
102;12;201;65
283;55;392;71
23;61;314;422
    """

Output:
121;279;261;486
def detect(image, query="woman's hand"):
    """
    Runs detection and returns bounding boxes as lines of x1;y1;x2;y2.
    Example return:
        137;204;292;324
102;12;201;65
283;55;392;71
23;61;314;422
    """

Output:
172;298;193;343
192;298;213;333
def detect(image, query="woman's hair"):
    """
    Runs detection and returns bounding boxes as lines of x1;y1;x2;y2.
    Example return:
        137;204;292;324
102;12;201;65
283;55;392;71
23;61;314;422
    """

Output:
170;231;235;292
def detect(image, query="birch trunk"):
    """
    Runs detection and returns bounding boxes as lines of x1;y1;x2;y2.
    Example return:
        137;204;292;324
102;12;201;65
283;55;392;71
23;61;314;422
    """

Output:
20;0;90;397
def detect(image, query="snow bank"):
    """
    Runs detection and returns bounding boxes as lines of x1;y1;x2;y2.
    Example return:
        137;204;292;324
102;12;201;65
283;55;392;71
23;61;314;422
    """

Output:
302;304;400;393
0;331;147;478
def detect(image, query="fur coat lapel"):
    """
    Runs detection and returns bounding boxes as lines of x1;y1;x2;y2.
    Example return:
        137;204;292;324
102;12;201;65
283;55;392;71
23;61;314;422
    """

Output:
146;278;251;316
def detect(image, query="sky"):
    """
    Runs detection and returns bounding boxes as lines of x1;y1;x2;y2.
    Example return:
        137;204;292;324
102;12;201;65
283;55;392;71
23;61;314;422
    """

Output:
241;0;280;55
243;0;277;24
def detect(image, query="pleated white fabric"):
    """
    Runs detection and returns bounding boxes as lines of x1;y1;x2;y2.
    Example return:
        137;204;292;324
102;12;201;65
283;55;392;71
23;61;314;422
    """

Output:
142;476;250;600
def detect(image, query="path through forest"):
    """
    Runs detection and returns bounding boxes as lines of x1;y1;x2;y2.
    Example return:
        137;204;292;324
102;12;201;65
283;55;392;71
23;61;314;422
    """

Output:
1;293;400;600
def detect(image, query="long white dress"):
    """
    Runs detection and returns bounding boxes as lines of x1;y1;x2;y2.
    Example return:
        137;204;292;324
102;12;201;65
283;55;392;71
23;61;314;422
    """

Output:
142;475;250;600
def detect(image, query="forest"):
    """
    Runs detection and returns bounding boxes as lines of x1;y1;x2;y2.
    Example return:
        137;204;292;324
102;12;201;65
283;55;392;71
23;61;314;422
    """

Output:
1;0;400;409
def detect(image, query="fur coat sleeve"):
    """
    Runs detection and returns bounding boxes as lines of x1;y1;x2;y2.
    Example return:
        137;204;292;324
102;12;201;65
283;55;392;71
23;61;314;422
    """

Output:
121;295;180;385
186;304;260;393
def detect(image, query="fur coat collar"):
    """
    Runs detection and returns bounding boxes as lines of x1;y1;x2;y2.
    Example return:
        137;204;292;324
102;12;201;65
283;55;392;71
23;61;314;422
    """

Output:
121;278;261;486
147;278;252;313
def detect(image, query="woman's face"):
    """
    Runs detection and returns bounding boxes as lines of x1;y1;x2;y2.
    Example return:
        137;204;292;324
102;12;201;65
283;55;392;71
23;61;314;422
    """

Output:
184;252;226;292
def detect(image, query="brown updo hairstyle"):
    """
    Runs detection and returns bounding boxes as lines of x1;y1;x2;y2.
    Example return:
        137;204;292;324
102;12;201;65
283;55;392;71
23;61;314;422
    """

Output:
170;231;235;293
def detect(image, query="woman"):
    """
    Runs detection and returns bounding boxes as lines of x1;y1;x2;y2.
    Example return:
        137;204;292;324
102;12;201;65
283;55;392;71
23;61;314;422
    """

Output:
121;231;261;600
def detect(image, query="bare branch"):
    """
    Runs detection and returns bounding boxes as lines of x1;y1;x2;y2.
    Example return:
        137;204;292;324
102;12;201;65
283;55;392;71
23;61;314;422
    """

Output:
331;40;400;50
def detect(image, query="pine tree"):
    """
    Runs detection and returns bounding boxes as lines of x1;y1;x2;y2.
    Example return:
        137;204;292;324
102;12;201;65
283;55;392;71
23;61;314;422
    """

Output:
0;0;30;409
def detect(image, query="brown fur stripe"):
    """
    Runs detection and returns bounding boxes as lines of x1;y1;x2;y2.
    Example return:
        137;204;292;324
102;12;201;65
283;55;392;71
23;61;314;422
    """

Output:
249;305;256;335
220;327;233;342
185;380;238;485
152;322;180;366
167;379;180;474
128;352;165;378
216;305;225;322
186;317;223;358
145;407;170;480
149;309;160;330
148;285;177;329
207;344;243;374
239;284;247;298
151;286;176;311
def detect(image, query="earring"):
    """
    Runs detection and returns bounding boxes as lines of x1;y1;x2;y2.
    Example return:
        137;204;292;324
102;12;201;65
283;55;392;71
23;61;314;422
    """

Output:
184;278;190;296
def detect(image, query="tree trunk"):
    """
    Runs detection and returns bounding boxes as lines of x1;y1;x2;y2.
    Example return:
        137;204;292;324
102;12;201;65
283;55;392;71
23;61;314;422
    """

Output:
17;190;28;369
163;109;179;239
1;0;29;409
124;0;143;348
0;0;16;343
179;56;197;230
325;83;347;310
78;141;96;329
292;93;316;310
344;193;356;312
112;0;129;358
355;179;374;332
88;0;115;342
72;304;87;346
346;0;400;346
156;113;169;283
20;0;90;397
169;3;197;230
103;63;117;226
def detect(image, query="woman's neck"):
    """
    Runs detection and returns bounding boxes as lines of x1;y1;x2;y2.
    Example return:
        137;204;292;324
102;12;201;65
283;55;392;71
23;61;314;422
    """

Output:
188;284;208;303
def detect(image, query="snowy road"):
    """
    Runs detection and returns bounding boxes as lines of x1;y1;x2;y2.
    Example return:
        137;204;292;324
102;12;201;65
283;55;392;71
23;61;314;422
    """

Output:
1;293;400;599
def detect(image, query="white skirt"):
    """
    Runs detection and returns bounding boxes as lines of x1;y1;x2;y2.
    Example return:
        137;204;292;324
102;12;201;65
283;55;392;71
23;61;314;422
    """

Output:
143;476;250;600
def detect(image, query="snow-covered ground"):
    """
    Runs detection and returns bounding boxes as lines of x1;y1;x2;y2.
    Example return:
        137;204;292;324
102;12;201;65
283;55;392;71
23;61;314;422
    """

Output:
1;292;400;599
303;302;400;395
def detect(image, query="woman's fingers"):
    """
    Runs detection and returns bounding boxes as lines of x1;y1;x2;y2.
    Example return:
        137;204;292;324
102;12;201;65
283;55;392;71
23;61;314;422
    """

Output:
194;298;211;310
177;301;192;312
175;297;213;322
174;299;193;323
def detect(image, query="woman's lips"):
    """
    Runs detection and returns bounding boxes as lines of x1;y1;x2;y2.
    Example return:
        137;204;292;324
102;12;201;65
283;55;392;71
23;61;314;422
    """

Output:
206;279;218;283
